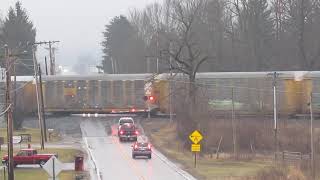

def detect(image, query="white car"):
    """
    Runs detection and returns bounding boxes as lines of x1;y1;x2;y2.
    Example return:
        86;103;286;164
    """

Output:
118;117;134;129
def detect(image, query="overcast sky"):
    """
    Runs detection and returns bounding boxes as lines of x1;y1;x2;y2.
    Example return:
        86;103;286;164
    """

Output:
0;0;158;68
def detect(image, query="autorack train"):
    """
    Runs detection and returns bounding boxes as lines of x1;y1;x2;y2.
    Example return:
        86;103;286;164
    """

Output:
6;71;320;115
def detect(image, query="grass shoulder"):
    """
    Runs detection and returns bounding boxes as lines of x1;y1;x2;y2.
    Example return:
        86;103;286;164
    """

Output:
0;128;61;144
0;169;89;180
142;120;273;180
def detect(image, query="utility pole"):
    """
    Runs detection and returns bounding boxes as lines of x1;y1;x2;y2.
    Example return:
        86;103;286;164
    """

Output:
13;63;17;120
156;30;159;74
48;41;59;75
49;43;53;75
147;57;150;73
111;57;115;74
5;45;14;180
44;56;49;75
169;42;173;123
32;45;45;150
310;92;315;180
231;88;237;159
36;41;59;75
38;64;47;142
272;72;279;160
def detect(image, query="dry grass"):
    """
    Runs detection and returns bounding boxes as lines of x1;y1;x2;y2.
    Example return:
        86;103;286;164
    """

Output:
142;120;273;180
0;170;89;180
198;118;316;154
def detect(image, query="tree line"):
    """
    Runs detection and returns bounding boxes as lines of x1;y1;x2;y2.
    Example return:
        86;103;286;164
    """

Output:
101;0;320;74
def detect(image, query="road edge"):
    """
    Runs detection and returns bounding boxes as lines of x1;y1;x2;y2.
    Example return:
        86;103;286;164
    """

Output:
80;122;102;180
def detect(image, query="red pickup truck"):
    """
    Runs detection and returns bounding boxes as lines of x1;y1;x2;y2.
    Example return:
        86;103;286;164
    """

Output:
2;149;57;168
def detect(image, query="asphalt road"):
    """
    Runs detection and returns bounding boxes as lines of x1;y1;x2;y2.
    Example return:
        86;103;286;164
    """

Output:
80;118;196;180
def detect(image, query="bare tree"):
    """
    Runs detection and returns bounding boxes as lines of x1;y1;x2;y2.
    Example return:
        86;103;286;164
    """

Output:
159;0;212;139
280;0;320;70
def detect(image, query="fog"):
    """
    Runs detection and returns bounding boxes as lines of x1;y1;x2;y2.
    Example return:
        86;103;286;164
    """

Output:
0;0;158;69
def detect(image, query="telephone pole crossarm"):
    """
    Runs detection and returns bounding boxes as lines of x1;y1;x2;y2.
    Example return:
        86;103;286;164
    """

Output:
33;41;60;75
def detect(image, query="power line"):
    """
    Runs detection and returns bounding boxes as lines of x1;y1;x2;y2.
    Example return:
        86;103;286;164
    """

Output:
34;41;60;75
0;81;33;96
0;104;12;117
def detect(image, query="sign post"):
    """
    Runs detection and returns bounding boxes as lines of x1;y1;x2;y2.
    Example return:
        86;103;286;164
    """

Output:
189;130;203;168
43;156;63;180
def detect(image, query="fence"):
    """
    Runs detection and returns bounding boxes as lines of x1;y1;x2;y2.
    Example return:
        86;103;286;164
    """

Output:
276;151;311;167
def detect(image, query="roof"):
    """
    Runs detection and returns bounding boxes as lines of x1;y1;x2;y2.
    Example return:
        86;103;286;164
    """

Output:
42;74;153;81
0;76;34;82
156;71;320;80
3;71;320;82
137;135;149;143
119;117;134;120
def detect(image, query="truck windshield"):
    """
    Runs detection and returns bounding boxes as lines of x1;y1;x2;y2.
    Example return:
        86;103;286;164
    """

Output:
17;151;27;156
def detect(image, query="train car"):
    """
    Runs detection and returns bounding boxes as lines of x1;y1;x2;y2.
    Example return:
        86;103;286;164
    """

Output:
0;76;37;114
7;71;320;115
148;71;320;115
42;74;153;114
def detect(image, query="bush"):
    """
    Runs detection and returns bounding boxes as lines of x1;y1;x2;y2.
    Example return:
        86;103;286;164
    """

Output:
256;166;305;180
256;166;287;180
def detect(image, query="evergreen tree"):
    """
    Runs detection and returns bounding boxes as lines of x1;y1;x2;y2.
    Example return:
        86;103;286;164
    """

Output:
101;15;145;73
1;1;36;75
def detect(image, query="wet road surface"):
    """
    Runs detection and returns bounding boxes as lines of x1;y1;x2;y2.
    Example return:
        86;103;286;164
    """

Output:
80;118;196;180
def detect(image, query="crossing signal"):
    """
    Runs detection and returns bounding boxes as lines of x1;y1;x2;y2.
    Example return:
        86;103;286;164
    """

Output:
143;96;155;101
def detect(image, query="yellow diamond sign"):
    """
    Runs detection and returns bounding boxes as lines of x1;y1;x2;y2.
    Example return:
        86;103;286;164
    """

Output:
189;130;203;144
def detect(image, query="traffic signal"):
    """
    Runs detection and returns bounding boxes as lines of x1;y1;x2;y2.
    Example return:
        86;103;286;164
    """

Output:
143;96;155;101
